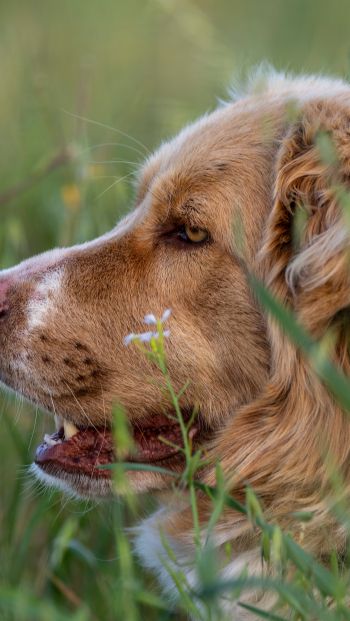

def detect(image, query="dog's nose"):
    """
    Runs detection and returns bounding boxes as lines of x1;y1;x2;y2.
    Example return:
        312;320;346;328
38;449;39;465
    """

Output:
0;278;10;318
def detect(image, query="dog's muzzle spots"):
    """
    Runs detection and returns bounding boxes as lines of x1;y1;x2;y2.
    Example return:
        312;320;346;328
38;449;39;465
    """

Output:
75;342;89;352
63;358;77;368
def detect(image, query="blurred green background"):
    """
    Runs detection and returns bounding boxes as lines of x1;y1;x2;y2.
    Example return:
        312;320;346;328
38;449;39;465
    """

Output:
1;1;350;619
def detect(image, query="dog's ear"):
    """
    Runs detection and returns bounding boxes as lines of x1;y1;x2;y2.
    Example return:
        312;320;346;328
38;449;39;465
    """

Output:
262;99;350;340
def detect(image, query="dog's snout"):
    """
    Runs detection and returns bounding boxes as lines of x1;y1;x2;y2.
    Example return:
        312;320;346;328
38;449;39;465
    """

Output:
0;278;10;318
0;249;69;321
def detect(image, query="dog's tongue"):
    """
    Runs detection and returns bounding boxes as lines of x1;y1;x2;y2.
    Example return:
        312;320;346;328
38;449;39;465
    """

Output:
35;417;193;477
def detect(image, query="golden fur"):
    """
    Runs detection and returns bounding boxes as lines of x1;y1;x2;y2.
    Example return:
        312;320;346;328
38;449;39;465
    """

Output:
1;69;350;616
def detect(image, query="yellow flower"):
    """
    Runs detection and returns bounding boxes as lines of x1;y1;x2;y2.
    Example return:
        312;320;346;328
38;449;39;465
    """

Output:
61;183;81;210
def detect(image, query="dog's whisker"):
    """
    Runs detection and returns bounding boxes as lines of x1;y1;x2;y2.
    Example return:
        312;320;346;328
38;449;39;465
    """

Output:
27;406;39;450
48;391;60;430
13;394;24;426
88;160;141;168
96;170;137;200
89;175;128;180
62;382;99;433
79;141;148;159
100;385;107;430
91;389;108;482
61;109;151;155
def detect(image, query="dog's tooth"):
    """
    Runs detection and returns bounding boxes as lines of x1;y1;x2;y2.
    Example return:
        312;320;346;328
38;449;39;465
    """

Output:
188;427;198;440
63;419;79;439
44;433;60;446
55;415;63;431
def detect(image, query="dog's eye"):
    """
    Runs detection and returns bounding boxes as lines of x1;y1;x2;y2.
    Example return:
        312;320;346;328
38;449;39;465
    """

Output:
177;225;209;244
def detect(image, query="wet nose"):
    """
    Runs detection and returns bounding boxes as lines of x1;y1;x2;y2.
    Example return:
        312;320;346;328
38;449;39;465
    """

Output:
0;278;10;318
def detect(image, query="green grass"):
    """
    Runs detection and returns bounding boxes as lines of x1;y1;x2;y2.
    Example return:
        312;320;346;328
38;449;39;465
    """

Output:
2;1;350;619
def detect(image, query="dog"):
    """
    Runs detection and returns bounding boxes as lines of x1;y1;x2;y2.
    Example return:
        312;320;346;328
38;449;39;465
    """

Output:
1;68;350;617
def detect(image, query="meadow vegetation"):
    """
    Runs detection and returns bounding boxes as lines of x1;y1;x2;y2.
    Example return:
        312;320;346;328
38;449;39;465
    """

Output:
2;1;350;619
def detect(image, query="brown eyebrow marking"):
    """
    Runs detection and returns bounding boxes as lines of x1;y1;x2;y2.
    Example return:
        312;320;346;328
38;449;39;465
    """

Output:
214;161;229;172
180;198;201;215
137;158;228;232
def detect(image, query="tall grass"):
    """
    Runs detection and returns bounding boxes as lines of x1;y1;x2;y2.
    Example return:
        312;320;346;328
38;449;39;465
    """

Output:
2;1;350;620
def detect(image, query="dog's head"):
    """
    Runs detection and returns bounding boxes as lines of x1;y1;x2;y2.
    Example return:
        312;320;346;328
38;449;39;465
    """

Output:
1;70;350;500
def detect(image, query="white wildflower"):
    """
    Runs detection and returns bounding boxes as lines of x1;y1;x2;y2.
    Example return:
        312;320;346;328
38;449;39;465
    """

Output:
137;331;155;342
124;310;172;346
124;333;136;345
161;309;171;322
143;313;157;325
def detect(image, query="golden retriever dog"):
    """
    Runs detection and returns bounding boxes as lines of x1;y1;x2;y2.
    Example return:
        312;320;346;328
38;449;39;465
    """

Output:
1;68;350;616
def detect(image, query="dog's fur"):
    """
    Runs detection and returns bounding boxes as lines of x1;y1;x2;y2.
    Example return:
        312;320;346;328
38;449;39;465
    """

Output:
2;68;350;617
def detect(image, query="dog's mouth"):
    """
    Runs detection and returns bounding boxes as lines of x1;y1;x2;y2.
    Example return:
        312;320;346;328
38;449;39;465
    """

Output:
35;411;200;480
